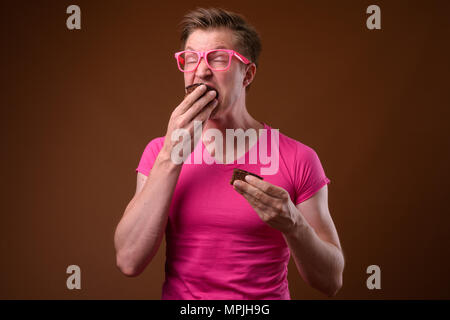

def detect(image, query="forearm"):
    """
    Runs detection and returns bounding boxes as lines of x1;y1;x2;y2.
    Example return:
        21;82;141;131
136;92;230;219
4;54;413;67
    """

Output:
283;214;344;297
114;149;181;276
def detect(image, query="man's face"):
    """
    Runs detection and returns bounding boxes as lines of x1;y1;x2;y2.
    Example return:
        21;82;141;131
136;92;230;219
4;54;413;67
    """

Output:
184;28;248;119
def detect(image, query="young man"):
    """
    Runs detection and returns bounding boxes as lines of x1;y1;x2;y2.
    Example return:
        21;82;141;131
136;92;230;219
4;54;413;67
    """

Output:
114;7;344;299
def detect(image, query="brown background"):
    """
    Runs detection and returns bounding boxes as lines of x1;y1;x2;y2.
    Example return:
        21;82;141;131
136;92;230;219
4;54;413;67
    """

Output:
1;0;449;299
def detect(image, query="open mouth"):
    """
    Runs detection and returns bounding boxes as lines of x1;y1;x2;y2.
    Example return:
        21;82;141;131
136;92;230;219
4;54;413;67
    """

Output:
185;83;219;99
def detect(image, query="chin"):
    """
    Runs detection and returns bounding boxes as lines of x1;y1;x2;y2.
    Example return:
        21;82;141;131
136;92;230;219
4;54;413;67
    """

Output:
209;104;221;120
209;110;219;120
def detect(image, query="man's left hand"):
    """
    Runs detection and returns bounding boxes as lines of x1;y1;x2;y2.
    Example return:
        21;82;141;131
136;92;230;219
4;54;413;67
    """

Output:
233;175;301;235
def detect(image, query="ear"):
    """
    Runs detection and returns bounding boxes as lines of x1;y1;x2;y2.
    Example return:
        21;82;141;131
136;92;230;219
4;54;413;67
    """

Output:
243;63;257;87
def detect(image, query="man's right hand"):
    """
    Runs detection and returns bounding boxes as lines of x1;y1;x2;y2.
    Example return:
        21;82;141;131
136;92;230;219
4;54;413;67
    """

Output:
161;84;218;164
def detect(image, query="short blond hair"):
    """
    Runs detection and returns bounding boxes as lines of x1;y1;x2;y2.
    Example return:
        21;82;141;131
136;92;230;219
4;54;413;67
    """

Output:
179;7;262;68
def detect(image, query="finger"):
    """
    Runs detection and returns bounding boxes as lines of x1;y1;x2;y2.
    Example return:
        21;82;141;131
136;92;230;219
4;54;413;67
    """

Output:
234;183;268;211
235;186;276;223
182;90;217;122
194;98;218;121
233;180;274;207
244;175;288;200
174;84;208;116
183;98;217;138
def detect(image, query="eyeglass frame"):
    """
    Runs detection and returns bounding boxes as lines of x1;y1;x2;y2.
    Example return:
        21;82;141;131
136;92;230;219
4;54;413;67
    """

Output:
174;49;251;72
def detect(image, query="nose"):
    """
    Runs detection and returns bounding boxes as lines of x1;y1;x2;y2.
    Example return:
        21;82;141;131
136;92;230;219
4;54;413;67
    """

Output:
195;56;213;79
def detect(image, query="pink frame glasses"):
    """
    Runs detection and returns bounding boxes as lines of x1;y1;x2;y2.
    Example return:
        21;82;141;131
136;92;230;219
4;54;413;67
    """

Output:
174;49;251;72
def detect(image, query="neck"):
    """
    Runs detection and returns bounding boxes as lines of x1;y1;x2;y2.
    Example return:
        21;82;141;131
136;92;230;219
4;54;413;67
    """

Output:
204;111;263;132
201;93;265;163
203;92;264;133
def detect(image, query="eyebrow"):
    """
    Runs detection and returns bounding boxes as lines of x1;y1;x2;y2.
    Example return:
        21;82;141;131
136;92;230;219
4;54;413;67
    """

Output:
185;45;228;51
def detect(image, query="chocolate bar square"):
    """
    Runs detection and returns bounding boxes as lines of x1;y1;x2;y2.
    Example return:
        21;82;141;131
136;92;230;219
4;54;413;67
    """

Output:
185;83;219;98
230;169;263;185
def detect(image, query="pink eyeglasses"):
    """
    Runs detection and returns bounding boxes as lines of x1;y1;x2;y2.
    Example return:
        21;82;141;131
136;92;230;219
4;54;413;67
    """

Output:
174;49;251;72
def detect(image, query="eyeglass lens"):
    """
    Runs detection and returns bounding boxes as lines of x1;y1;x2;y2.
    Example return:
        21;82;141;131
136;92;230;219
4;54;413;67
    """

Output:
179;50;230;71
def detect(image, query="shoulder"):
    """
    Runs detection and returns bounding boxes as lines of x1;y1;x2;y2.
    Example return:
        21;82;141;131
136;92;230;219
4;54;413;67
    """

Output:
137;136;166;162
142;136;165;152
135;136;166;176
269;125;318;160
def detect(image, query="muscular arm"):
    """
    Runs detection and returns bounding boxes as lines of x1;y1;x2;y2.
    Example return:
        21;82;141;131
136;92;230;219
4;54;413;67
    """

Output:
114;148;181;277
284;185;344;297
114;85;218;277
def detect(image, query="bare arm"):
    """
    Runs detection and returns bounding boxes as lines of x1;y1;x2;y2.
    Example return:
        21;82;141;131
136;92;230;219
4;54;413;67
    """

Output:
286;185;344;297
114;84;218;277
114;150;182;277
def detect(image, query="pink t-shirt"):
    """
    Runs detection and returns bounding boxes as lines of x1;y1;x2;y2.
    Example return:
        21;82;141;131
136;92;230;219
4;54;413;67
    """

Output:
135;123;330;299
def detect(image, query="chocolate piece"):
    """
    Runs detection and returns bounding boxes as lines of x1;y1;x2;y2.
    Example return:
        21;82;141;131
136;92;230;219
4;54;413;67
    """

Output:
185;83;219;99
230;169;263;185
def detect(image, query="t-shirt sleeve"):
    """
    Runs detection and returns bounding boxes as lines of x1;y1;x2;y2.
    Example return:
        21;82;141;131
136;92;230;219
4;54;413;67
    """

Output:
293;144;331;205
135;137;164;177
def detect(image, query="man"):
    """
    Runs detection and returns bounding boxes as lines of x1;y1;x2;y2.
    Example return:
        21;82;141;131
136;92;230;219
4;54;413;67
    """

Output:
114;7;344;299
